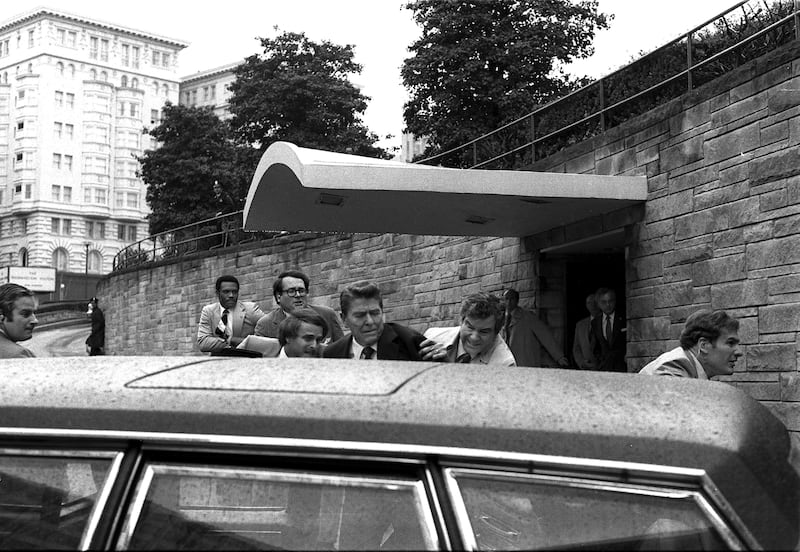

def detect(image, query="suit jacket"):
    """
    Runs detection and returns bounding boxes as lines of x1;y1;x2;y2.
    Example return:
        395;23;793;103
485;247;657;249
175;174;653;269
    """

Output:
591;311;627;372
572;316;597;369
0;330;35;358
639;346;708;379
86;307;105;349
254;304;345;343
197;300;264;353
323;322;425;361
502;307;563;367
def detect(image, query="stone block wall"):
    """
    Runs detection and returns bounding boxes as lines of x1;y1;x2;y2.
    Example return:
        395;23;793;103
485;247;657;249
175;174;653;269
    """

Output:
99;232;537;356
528;42;800;433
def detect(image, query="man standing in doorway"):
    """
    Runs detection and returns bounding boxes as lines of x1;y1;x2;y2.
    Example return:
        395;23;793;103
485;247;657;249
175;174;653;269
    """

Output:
501;289;568;368
197;275;264;354
255;270;345;345
573;293;600;369
0;283;38;358
591;287;627;372
640;310;742;378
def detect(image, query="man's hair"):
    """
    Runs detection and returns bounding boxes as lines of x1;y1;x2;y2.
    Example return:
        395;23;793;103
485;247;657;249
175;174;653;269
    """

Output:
460;292;504;333
595;287;615;299
278;307;329;346
503;289;520;302
0;283;35;318
273;270;310;300
340;281;382;316
215;275;239;292
680;310;739;349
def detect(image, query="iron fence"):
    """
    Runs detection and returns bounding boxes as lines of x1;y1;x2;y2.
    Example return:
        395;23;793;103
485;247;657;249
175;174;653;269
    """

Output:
417;0;800;169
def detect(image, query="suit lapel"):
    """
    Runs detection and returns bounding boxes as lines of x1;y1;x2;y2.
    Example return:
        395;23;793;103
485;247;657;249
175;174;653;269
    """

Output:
231;302;244;337
377;324;401;360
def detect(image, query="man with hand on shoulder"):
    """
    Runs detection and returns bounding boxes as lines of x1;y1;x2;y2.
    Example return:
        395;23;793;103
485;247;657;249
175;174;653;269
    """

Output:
324;281;425;361
197;275;264;354
0;283;38;358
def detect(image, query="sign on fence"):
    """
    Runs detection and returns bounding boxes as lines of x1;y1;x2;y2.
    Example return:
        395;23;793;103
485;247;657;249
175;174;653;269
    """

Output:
3;267;57;292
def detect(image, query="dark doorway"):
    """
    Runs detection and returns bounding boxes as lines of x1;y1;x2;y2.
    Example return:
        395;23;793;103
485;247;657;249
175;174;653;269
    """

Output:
565;254;625;367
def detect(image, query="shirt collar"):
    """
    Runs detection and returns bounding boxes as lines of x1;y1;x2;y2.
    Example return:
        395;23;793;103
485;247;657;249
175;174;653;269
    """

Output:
278;347;289;358
350;338;378;360
456;335;500;365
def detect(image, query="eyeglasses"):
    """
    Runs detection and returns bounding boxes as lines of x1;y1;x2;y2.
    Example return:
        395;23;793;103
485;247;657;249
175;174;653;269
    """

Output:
282;287;307;297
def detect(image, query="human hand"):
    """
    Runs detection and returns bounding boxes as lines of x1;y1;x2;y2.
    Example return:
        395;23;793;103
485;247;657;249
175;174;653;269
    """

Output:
419;338;447;361
557;356;570;368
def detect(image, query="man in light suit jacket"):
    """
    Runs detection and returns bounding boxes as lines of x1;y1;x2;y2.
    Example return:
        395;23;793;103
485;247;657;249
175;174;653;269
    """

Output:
591;287;627;372
197;275;264;354
254;270;345;345
323;281;425;361
640;310;742;379
573;293;600;369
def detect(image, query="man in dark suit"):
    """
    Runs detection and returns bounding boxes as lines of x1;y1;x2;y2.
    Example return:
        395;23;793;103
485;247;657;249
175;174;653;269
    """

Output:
323;281;425;361
591;287;627;372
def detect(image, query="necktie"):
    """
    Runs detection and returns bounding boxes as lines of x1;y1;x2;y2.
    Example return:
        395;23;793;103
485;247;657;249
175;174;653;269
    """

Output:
456;352;471;363
361;346;375;360
604;314;611;341
503;315;512;342
216;309;230;339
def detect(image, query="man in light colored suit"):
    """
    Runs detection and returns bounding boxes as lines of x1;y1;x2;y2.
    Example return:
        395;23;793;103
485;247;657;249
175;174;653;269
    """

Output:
573;293;600;369
0;283;38;358
254;270;344;345
639;310;742;379
197;275;264;354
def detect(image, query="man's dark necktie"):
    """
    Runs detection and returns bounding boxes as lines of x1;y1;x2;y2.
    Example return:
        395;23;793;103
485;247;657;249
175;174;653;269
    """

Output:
216;309;229;339
361;346;375;360
604;314;611;342
456;352;471;363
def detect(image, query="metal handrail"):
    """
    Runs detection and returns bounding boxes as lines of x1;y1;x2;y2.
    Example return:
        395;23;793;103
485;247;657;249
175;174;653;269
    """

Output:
112;211;274;272
417;0;798;169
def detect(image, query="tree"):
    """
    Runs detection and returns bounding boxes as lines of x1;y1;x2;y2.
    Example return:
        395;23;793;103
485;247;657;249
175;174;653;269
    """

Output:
401;0;611;157
139;102;260;235
228;31;388;158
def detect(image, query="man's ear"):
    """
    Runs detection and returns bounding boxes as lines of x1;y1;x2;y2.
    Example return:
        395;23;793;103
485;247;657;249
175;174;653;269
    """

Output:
697;336;711;355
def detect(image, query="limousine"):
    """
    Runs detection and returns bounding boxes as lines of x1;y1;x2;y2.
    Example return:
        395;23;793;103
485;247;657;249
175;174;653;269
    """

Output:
0;357;796;550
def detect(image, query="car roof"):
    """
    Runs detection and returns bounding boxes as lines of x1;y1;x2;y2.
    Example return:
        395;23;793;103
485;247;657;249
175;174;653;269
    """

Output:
1;357;797;549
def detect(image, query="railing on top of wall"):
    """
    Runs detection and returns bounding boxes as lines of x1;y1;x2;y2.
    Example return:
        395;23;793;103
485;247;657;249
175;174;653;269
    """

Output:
112;211;283;272
113;1;800;273
416;0;800;170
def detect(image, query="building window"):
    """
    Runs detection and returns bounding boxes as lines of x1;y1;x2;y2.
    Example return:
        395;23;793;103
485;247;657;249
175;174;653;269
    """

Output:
64;155;73;171
152;50;160;66
117;223;125;239
126;192;139;209
85;123;109;143
16;120;25;135
83;156;108;174
210;84;216;100
100;39;108;61
203;86;209;101
53;153;61;169
24;184;31;199
121;44;129;67
89;68;97;80
56;61;64;75
68;64;74;78
150;109;159;125
118;224;137;241
131;77;138;89
95;188;107;204
121;75;128;88
15;152;23;168
56;29;76;48
51;218;72;235
53;122;62;138
66;93;74;109
128;225;137;241
52;185;61;201
19;247;28;267
27;30;34;48
162;52;170;67
132;46;140;69
88;250;103;273
65;123;74;139
86;221;106;239
90;36;98;59
52;247;69;271
100;70;108;81
118;101;125;116
55;90;62;107
129;103;138;117
63;186;72;203
0;39;9;57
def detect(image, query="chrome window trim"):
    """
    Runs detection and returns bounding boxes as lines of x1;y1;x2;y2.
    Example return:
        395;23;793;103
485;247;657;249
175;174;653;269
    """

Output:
423;466;452;550
443;467;746;551
0;448;122;551
0;427;759;548
117;463;440;550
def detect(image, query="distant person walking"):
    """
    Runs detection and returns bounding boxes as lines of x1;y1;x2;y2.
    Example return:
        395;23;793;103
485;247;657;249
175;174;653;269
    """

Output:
640;310;742;379
85;297;105;356
0;283;38;358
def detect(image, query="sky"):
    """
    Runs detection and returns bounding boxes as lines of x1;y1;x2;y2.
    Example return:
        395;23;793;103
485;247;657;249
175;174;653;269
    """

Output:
2;0;739;151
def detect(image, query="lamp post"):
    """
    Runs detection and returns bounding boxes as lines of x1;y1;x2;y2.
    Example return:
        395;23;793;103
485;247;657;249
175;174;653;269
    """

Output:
84;241;90;299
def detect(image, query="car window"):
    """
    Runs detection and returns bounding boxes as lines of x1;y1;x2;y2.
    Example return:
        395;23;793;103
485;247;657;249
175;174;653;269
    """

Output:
119;463;439;550
445;468;734;550
0;451;119;549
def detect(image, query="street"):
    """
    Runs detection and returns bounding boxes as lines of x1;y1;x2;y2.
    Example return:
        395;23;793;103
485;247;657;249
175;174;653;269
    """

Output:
26;320;91;357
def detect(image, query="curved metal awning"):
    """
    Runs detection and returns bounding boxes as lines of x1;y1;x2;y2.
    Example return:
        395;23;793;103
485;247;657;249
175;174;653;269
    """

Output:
243;142;648;237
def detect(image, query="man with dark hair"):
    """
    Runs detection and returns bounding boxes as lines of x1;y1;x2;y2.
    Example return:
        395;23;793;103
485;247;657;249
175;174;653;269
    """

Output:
277;307;329;358
255;270;344;346
591;287;627;372
426;292;515;366
197;275;264;353
501;288;568;368
640;310;742;378
323;281;425;361
0;283;38;358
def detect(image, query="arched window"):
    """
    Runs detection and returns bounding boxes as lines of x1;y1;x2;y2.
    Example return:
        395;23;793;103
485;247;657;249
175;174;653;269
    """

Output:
90;68;97;80
131;77;138;89
152;81;159;94
27;63;33;74
88;250;103;273
120;75;128;87
100;71;108;81
52;247;69;271
162;83;169;96
68;64;75;77
56;61;63;75
18;248;28;267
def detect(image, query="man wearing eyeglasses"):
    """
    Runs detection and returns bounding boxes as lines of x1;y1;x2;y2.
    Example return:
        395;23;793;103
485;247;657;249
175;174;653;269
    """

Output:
254;270;345;344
